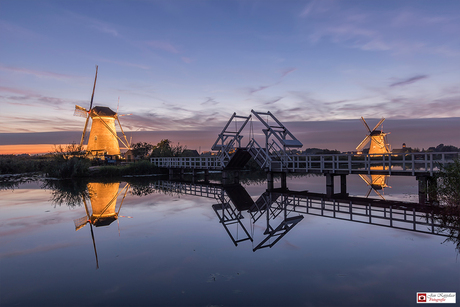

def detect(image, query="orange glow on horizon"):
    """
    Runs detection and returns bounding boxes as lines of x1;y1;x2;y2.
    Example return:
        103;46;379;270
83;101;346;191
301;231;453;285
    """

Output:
0;144;69;155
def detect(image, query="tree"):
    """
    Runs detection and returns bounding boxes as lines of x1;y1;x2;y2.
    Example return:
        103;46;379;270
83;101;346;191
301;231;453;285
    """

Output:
436;158;460;253
437;159;460;207
150;139;186;157
131;142;154;158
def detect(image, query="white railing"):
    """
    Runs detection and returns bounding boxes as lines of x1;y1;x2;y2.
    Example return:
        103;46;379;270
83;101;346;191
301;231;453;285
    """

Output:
150;152;458;175
287;152;459;176
150;156;220;169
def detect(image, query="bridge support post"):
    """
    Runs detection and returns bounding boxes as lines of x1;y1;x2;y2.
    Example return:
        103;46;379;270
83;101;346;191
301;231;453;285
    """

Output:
267;172;274;191
326;173;334;197
340;174;347;196
234;171;240;184
417;175;438;204
281;172;287;190
417;176;428;204
169;168;174;180
204;169;209;183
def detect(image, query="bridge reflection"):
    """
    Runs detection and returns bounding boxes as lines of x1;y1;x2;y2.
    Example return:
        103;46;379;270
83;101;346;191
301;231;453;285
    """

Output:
45;178;458;267
150;180;459;252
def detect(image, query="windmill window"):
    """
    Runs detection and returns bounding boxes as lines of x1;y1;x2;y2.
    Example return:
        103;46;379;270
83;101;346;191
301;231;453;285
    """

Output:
95;136;97;140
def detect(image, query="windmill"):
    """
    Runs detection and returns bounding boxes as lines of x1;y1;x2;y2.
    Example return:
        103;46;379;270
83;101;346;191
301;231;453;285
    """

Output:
74;66;131;157
356;117;390;155
73;182;131;268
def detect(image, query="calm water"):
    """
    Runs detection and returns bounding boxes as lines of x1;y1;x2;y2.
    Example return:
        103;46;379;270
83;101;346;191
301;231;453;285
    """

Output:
0;174;458;307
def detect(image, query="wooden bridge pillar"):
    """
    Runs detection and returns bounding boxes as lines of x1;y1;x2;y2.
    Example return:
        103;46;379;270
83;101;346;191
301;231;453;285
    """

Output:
204;169;209;183
234;171;240;184
267;172;274;191
168;168;174;180
417;175;438;204
340;174;347;196
326;173;334;197
326;173;347;197
281;172;287;190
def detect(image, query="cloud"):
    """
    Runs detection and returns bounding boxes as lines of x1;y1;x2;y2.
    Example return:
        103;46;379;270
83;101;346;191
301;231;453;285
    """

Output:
248;81;281;95
389;75;428;87
89;21;118;37
280;67;297;78
200;97;220;106
146;40;180;54
0;65;77;80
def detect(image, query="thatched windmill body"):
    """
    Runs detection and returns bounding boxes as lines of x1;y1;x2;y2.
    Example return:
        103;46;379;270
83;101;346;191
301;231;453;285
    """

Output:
356;117;390;155
74;66;130;157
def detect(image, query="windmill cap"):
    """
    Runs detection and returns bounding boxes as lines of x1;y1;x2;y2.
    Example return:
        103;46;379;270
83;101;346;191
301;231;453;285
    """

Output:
91;106;117;117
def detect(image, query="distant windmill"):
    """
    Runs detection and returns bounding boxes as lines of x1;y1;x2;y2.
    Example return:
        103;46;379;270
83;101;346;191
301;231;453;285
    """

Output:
356;117;390;154
74;66;131;157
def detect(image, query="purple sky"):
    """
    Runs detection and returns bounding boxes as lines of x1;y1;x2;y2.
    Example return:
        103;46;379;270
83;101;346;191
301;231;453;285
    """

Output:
1;1;459;153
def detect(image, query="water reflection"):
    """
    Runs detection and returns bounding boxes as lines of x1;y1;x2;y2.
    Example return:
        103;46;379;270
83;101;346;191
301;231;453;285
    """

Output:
359;166;390;200
43;178;459;258
140;179;459;253
71;182;130;268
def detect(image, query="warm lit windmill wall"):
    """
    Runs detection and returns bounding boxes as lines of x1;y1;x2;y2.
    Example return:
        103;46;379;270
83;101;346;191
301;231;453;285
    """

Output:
88;182;120;223
86;107;121;156
369;133;390;155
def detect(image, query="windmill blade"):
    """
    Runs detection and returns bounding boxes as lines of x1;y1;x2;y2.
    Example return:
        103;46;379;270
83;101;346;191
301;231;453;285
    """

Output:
371;118;385;132
356;135;371;151
74;105;88;118
89;223;99;269
74;216;89;231
89;65;98;111
118;113;132;117
360;117;371;133
373;188;386;200
359;174;372;186
79;115;91;148
365;187;372;198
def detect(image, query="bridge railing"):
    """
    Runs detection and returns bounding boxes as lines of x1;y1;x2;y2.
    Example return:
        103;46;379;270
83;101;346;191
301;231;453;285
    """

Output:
286;152;459;175
150;156;220;169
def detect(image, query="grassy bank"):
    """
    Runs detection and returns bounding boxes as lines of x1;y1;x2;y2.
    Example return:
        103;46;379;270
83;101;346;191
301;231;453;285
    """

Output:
0;155;165;179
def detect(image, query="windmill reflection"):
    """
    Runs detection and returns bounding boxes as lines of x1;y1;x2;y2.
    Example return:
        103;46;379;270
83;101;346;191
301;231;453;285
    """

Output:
73;182;130;268
359;172;390;200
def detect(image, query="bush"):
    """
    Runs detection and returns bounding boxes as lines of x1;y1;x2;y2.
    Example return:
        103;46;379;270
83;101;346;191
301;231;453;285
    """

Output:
46;157;91;179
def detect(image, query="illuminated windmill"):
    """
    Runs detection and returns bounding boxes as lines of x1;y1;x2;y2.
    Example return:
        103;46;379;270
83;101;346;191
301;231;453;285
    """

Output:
359;173;390;200
73;182;131;268
356;117;390;155
74;66;131;157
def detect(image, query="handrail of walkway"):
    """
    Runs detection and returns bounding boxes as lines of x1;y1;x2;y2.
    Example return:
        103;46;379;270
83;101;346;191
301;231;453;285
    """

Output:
150;156;221;169
150;152;459;175
285;152;459;176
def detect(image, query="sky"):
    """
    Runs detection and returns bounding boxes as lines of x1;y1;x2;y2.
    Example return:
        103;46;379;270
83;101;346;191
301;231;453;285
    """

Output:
0;0;459;154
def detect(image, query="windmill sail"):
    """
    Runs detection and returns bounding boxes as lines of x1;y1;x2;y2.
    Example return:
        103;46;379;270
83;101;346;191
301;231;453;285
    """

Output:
74;105;88;118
